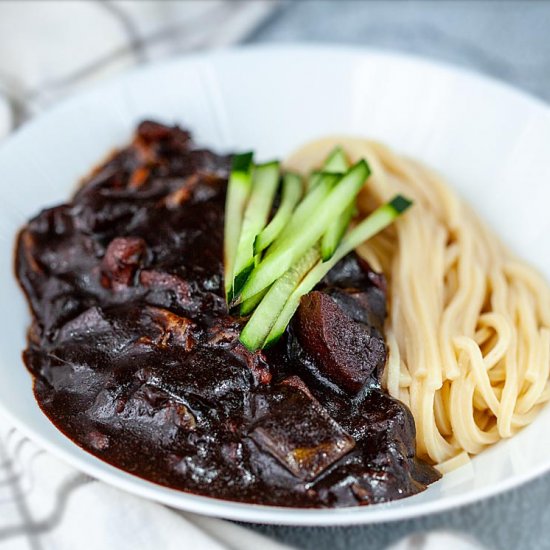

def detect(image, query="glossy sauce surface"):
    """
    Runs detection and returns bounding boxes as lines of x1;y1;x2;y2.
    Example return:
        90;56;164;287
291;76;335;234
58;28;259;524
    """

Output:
15;122;439;507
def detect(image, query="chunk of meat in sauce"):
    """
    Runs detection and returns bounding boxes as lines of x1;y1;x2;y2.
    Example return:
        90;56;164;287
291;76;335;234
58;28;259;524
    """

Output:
250;383;355;481
101;237;146;289
295;291;386;394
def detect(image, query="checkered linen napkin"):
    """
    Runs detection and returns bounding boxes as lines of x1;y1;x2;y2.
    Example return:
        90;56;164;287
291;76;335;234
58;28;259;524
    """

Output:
0;0;277;137
0;422;291;550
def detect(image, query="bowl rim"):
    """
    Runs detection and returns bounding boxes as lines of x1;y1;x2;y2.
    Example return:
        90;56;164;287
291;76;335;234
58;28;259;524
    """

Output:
2;42;550;526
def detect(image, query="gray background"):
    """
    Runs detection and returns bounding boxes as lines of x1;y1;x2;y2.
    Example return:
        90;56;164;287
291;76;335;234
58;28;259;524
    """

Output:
243;1;550;549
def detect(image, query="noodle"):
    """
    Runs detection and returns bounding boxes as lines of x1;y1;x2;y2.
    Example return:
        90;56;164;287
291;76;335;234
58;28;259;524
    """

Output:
285;137;550;471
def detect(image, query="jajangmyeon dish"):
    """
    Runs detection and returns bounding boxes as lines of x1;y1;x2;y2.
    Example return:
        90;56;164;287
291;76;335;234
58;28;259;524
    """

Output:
15;121;550;507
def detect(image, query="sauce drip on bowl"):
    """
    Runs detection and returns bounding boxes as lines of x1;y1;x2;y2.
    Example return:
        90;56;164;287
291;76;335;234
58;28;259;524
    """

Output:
15;121;439;507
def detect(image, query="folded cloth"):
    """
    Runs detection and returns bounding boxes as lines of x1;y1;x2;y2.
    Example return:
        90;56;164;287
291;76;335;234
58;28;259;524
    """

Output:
0;416;290;550
0;0;278;137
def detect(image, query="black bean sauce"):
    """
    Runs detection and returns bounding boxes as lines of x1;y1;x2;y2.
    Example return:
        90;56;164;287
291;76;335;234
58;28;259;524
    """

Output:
15;121;439;507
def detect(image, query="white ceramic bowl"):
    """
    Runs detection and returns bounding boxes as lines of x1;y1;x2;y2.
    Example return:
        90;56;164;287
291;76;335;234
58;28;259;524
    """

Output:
1;45;550;525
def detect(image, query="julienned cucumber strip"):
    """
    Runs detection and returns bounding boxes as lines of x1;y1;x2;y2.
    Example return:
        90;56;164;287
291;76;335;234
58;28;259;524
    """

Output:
274;172;340;246
263;195;412;347
323;146;348;173
236;160;370;303
239;247;320;351
321;146;351;260
305;146;347;191
254;172;302;255
321;201;355;261
232;174;334;306
232;161;280;296
305;170;322;192
224;152;254;302
232;172;337;306
240;287;269;316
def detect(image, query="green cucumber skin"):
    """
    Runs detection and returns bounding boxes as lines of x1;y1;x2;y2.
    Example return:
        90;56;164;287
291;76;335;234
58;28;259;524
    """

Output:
238;161;370;302
239;247;320;351
254;172;302;255
231;151;254;173
231;161;280;295
224;152;254;301
389;195;413;213
240;288;269;316
264;196;412;345
232;261;255;297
